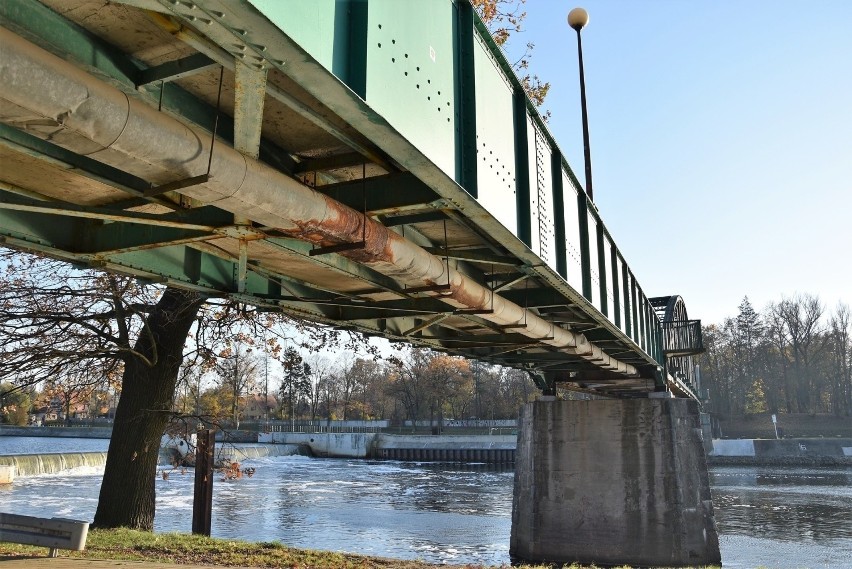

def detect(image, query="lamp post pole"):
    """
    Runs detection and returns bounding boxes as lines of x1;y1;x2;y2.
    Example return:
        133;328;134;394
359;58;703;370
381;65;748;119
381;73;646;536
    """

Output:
568;7;593;202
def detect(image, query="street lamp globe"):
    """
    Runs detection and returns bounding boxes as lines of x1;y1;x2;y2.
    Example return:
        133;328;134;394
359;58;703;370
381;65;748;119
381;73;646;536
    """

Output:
567;7;589;31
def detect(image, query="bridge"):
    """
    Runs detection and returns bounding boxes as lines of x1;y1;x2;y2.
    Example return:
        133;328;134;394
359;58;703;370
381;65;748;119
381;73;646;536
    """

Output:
0;1;719;566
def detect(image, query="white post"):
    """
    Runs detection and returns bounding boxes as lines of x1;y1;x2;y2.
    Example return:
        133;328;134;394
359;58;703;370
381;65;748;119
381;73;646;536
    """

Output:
772;413;779;439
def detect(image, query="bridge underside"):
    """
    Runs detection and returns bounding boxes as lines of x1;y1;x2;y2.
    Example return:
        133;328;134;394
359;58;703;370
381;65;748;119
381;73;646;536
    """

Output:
0;0;695;398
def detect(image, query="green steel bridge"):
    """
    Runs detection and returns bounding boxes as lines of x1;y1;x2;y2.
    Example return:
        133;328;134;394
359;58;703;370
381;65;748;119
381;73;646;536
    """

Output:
0;0;704;399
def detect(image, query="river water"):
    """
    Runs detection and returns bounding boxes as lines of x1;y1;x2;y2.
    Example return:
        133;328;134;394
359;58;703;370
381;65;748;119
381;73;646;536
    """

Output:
2;436;851;568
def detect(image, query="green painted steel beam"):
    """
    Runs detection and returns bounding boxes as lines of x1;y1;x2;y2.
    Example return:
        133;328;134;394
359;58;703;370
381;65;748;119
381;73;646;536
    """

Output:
454;0;477;198
596;219;608;316
313;173;441;215
0;124;151;196
498;287;584;309
382;211;448;228
136;53;218;87
611;245;621;328
577;191;592;302
261;236;408;297
329;298;455;322
551;150;568;279
294;152;368;174
422;247;521;267
0;191;234;232
513;86;531;248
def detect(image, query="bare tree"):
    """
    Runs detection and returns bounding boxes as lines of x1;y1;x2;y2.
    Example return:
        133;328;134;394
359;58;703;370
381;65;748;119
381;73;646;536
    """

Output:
827;303;851;416
779;294;826;413
215;342;260;428
472;0;550;115
0;249;355;529
385;348;433;428
304;355;333;421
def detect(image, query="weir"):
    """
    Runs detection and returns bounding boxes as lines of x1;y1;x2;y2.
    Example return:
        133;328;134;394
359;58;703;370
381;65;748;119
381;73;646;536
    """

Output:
0;452;107;477
0;444;302;477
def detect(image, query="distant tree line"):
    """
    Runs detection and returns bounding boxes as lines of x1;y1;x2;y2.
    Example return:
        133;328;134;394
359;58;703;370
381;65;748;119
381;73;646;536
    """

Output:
172;343;535;427
699;295;851;416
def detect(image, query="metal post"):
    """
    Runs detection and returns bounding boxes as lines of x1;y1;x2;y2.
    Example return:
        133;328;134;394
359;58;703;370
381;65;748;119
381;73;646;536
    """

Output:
568;8;593;201
192;428;215;536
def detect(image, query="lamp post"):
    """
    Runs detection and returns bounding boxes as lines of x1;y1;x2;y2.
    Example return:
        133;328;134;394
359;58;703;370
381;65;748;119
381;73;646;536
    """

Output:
568;7;593;201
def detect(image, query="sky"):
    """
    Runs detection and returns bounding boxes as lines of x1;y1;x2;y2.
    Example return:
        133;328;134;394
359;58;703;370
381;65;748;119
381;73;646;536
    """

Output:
501;0;851;325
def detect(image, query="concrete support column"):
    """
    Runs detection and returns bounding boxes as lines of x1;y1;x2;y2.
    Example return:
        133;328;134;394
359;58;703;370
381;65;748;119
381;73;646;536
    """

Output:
510;398;720;567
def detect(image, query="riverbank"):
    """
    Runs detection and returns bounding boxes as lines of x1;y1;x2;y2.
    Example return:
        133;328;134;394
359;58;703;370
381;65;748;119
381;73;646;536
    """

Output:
0;528;706;569
0;528;473;569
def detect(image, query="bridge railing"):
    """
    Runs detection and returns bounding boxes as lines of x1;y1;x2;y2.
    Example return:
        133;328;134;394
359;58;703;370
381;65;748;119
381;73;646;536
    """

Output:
661;320;704;357
252;0;666;367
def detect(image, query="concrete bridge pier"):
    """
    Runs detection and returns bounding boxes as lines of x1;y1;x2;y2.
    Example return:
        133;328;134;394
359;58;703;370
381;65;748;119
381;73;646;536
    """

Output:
510;398;720;567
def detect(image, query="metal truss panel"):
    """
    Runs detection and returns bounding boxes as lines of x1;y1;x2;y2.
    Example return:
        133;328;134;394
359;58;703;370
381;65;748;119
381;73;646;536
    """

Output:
586;209;601;312
527;117;557;272
472;32;516;235
365;0;457;179
250;0;338;74
562;169;584;294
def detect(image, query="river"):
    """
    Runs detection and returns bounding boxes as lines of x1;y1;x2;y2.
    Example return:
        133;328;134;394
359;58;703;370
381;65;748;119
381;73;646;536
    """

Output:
1;436;850;568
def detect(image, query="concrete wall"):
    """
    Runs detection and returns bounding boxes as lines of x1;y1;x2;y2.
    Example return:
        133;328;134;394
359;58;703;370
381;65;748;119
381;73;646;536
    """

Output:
709;437;852;465
262;432;516;461
0;426;112;438
711;438;756;456
510;398;720;567
263;432;376;458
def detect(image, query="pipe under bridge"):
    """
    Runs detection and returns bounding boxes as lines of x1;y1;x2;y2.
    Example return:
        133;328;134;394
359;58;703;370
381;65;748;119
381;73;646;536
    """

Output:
0;0;702;398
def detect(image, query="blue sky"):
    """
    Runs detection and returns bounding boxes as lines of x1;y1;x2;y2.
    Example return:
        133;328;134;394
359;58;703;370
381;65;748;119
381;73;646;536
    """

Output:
504;1;851;324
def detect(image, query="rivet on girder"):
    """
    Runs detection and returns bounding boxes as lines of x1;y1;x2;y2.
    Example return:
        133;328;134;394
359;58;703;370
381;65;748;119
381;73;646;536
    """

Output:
210;11;225;18
233;28;249;36
251;44;268;52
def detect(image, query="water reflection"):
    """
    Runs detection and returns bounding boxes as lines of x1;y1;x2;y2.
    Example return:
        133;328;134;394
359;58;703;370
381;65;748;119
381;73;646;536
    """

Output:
711;466;852;542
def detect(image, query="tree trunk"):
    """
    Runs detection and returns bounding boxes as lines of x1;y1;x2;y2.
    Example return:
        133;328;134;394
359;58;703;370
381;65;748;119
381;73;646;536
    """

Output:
93;287;205;530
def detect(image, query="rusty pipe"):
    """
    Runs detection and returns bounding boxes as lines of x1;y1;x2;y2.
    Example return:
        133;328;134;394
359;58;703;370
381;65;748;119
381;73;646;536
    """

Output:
0;28;637;376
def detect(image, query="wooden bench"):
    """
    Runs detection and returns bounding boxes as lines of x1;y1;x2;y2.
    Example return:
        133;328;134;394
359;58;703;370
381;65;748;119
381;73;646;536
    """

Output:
0;513;89;557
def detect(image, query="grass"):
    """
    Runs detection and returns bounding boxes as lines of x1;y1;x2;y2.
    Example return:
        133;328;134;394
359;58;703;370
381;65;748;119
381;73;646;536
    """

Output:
0;528;721;569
